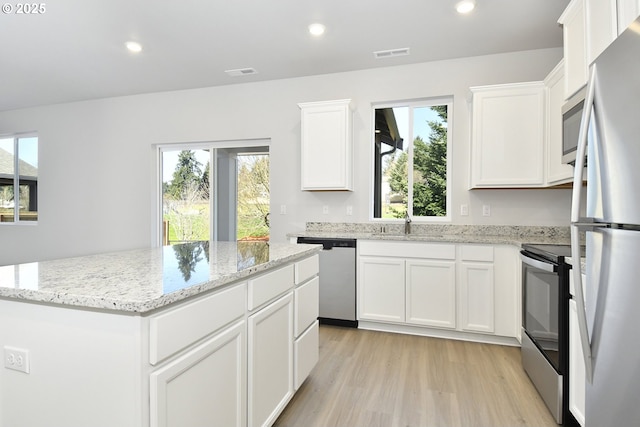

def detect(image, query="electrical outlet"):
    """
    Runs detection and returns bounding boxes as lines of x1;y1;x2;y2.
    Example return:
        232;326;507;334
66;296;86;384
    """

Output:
280;204;286;215
482;205;491;216
322;205;329;215
4;346;30;374
346;205;353;216
460;204;469;216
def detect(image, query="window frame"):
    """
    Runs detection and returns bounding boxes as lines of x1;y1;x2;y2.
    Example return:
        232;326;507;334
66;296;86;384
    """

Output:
153;139;270;247
0;132;38;225
370;97;453;222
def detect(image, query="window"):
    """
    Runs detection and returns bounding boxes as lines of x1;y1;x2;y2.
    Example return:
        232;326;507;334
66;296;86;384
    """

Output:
158;141;270;246
373;98;451;220
0;134;38;223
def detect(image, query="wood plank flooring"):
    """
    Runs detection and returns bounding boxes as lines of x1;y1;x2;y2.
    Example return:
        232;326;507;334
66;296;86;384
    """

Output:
274;325;558;427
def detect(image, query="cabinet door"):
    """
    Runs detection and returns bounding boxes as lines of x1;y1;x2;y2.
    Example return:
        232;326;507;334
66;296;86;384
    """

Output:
405;259;456;329
559;0;588;99
544;61;575;186
470;83;545;188
299;99;352;191
358;256;405;322
569;293;586;425
294;320;319;390
617;0;640;34
459;262;495;333
150;320;246;427
586;0;618;64
248;293;294;427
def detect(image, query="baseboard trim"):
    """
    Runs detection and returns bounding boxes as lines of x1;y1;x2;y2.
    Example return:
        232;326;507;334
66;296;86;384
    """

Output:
357;320;521;347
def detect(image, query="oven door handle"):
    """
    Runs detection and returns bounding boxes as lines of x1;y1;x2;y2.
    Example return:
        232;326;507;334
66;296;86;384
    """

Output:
519;253;556;273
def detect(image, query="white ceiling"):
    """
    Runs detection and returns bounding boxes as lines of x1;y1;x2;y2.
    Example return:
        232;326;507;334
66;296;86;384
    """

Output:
0;0;569;112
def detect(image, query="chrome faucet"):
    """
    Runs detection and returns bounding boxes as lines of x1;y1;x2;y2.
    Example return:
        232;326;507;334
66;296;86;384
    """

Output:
404;212;412;235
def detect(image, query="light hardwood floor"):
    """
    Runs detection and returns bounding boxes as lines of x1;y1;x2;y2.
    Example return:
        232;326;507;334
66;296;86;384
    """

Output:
275;325;558;427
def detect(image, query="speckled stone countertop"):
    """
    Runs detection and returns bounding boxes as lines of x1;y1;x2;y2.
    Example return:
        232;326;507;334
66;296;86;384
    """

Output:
288;222;574;246
0;241;321;314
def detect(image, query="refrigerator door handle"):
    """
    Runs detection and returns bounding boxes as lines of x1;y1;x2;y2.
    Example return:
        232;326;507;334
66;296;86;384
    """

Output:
570;65;597;384
570;65;596;224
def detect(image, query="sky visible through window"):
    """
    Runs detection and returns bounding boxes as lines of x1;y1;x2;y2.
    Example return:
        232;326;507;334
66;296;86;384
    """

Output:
0;137;38;168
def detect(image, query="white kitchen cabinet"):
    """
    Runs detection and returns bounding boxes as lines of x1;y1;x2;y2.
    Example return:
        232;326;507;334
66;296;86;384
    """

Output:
470;82;546;188
358;255;405;322
298;99;353;191
458;245;500;335
586;0;618;64
617;0;640;34
358;241;456;327
358;241;519;345
544;60;575;186
569;272;587;426
150;320;246;427
559;0;588;99
406;259;456;329
293;256;319;390
248;293;294;427
459;262;494;334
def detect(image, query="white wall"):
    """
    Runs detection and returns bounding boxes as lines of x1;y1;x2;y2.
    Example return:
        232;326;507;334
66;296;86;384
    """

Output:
0;47;569;265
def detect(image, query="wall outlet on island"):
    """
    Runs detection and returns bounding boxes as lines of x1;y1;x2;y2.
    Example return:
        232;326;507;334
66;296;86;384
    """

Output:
4;346;30;374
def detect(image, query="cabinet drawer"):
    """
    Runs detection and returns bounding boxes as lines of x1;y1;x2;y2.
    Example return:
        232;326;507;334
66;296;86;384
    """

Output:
294;276;319;337
359;240;455;259
248;264;294;310
294;320;319;390
295;254;319;285
460;245;494;262
149;283;246;365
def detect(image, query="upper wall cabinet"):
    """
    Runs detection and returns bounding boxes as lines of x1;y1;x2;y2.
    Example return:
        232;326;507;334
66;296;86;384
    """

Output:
585;0;618;65
545;60;575;186
298;99;353;191
469;82;546;188
559;0;640;100
617;0;640;34
559;0;588;100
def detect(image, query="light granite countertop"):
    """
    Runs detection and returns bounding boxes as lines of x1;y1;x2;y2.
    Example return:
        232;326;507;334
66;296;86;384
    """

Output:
288;222;574;247
0;241;321;314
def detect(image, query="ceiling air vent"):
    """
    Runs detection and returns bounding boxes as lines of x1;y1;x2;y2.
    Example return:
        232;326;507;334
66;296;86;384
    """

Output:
373;48;410;59
225;68;258;77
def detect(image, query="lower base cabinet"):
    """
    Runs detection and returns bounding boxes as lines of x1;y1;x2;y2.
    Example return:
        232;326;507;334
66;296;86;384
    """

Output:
406;259;456;328
357;241;519;344
150;320;247;427
248;293;294;427
358;256;405;322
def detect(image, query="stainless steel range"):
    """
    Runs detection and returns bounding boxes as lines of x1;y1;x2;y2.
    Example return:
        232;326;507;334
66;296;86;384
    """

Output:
520;243;583;425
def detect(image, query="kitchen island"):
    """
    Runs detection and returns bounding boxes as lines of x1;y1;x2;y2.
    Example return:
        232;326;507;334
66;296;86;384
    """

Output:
0;241;321;427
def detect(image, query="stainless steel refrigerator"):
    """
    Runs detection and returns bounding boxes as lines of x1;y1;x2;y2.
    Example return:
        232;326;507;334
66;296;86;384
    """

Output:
570;17;640;427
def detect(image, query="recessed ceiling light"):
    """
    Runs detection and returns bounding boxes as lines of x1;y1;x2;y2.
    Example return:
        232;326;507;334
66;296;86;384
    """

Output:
308;23;326;37
125;41;143;53
456;0;476;14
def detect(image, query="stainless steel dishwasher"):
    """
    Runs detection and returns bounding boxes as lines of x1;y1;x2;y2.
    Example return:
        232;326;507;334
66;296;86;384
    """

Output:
297;237;357;327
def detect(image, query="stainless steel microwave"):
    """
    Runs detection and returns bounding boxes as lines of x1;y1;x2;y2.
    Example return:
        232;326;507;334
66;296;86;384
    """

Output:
561;86;587;165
